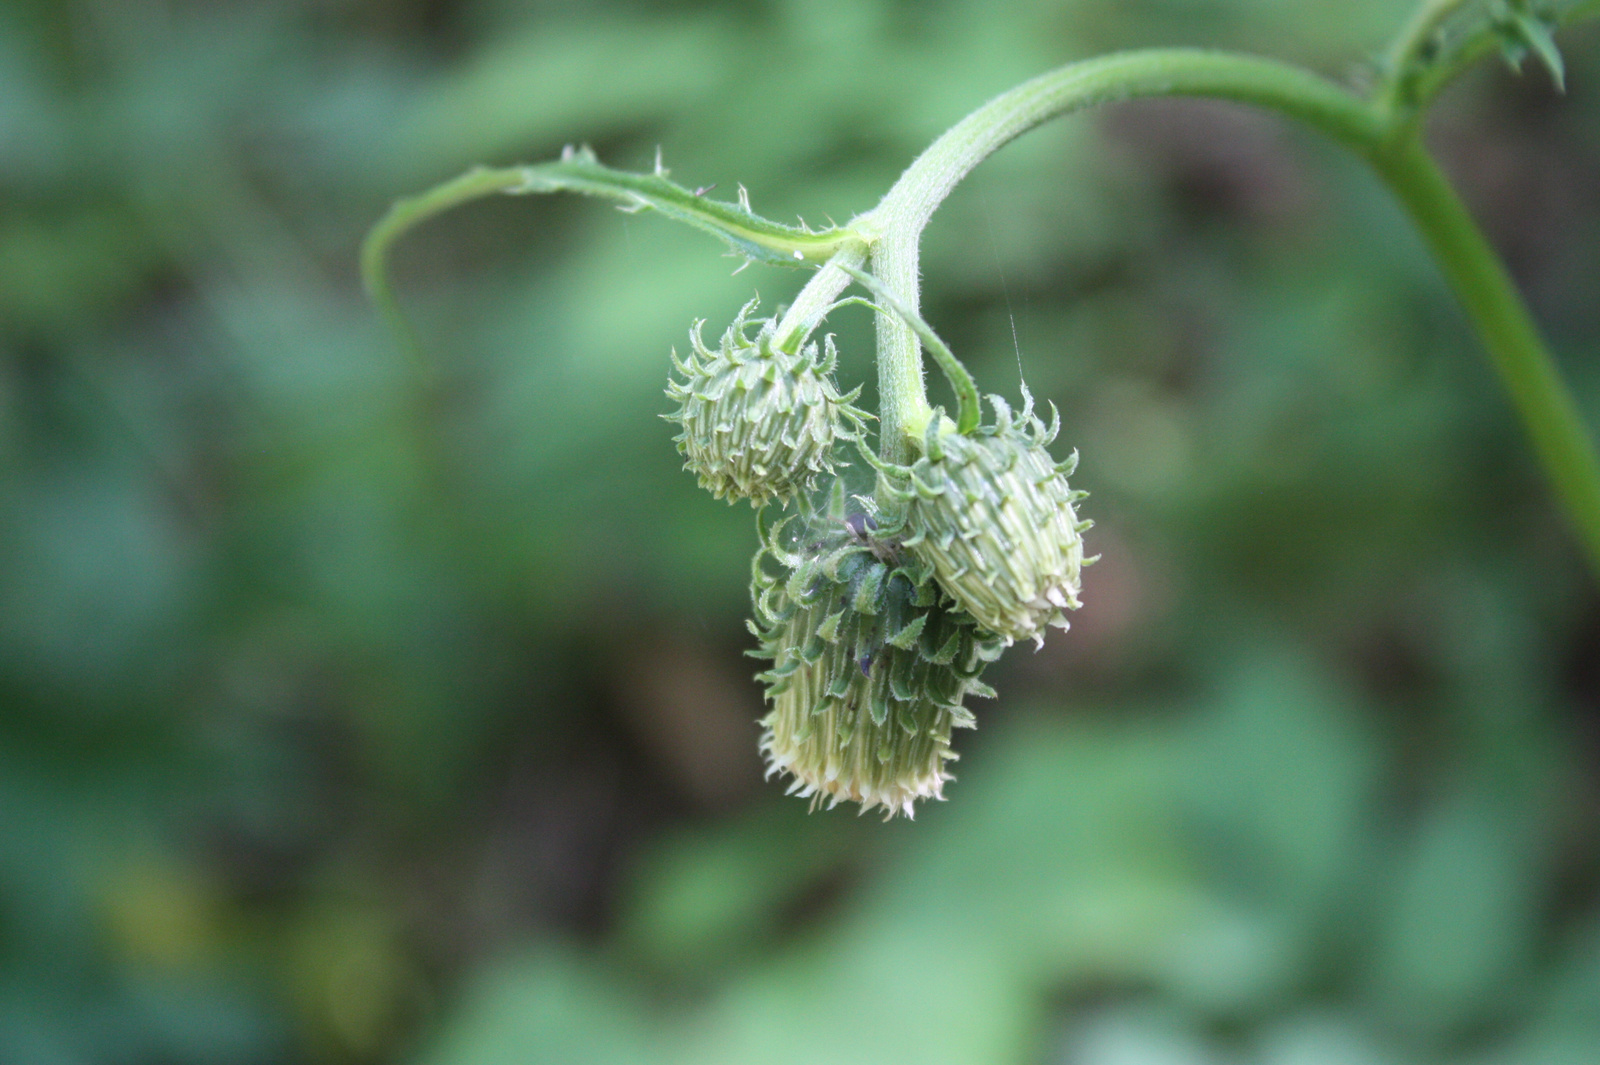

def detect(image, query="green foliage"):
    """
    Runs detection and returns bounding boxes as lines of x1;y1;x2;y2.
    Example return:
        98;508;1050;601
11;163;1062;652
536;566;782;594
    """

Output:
416;651;1599;1065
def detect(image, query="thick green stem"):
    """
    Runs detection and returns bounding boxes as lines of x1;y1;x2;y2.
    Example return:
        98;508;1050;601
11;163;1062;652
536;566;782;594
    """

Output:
1373;139;1600;572
839;264;980;435
828;38;1600;575
361;5;1600;578
863;225;936;458
850;49;1385;462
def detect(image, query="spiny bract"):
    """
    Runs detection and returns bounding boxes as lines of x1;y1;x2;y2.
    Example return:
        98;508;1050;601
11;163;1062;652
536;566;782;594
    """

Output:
748;488;1003;819
665;298;867;508
889;390;1092;647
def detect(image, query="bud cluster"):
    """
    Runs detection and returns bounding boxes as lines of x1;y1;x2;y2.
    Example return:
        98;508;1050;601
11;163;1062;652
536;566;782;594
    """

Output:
664;299;867;508
664;300;1089;817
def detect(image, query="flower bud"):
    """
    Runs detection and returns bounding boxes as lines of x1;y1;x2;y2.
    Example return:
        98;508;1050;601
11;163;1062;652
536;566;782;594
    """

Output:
665;299;866;507
897;392;1090;646
749;494;1003;818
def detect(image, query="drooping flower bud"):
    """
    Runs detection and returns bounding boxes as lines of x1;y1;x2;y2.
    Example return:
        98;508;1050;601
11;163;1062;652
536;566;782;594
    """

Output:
749;489;1003;818
895;390;1091;647
665;298;867;507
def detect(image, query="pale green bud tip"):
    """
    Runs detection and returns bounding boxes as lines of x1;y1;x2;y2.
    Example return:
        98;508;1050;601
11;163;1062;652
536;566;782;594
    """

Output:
749;491;1002;818
894;391;1091;646
665;298;868;507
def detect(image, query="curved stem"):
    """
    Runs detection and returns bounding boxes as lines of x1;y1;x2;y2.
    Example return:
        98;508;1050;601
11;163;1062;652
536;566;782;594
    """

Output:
363;153;869;369
360;15;1600;577
363;166;528;380
822;40;1600;576
851;48;1386;462
1373;139;1600;572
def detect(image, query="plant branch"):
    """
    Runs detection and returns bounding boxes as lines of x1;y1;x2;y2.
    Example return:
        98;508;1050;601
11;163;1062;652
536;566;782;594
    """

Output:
362;151;869;369
774;243;869;352
847;49;1386;462
362;165;529;378
362;11;1600;577
840;264;980;436
817;35;1600;574
1373;139;1600;572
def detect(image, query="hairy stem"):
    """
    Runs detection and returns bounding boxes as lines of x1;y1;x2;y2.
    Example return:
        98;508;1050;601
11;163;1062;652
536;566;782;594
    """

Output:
360;4;1600;576
364;154;868;373
840;264;980;436
774;243;869;352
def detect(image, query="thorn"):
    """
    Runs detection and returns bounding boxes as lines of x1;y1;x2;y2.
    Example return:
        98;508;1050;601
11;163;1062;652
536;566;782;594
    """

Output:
737;184;752;213
694;183;716;196
560;144;575;161
731;259;752;276
653;145;667;176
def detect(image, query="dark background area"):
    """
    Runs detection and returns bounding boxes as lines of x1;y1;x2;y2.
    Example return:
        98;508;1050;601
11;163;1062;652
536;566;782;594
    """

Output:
2;1;1599;1062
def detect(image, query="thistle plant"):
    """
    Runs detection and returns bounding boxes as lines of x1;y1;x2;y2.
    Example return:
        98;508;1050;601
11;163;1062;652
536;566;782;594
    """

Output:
664;297;867;508
891;394;1090;649
365;0;1600;817
749;485;1004;817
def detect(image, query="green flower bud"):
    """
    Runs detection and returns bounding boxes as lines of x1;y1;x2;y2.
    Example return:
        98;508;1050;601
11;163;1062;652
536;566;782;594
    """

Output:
665;298;867;507
749;492;1003;818
896;391;1091;647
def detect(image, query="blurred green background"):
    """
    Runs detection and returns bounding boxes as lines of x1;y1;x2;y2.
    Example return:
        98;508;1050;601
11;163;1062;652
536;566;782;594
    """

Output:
3;1;1599;1063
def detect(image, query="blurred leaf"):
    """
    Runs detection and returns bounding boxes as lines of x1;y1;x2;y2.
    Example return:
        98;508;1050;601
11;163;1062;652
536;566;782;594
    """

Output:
415;948;654;1065
393;20;733;176
614;801;858;975
1364;790;1544;1041
1178;651;1381;918
3;3;1599;1064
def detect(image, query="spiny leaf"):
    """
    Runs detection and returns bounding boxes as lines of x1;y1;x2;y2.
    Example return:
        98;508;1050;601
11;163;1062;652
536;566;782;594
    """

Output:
512;148;863;266
886;613;928;651
1490;1;1567;90
1509;8;1566;90
363;152;869;361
